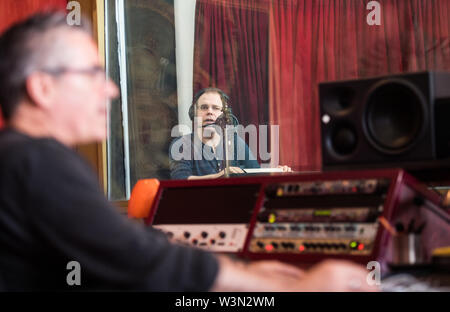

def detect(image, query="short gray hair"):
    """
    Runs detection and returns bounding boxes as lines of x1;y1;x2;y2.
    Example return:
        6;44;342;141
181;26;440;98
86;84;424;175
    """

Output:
0;11;91;120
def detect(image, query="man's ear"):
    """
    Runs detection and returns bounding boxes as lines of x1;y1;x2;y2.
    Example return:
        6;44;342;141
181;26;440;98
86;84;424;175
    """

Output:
25;72;56;110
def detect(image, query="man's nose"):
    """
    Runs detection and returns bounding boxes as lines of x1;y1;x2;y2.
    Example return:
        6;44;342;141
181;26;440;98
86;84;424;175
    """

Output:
106;78;119;99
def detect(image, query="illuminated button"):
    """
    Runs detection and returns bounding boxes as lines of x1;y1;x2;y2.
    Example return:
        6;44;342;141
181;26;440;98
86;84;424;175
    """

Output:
268;214;276;223
350;241;358;249
276;188;283;197
357;243;365;251
298;245;306;252
265;244;274;252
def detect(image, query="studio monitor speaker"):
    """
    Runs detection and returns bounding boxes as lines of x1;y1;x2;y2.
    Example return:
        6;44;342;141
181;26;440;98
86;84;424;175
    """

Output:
320;71;450;170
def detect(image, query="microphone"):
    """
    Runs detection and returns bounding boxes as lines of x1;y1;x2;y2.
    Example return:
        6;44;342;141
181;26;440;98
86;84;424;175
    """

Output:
214;112;239;128
202;112;239;129
212;111;239;178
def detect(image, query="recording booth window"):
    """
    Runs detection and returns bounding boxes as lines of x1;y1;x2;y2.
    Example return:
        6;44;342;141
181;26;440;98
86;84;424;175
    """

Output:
105;0;450;201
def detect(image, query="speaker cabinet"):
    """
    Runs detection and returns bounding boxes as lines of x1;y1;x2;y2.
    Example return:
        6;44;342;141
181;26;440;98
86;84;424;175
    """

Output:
320;71;450;170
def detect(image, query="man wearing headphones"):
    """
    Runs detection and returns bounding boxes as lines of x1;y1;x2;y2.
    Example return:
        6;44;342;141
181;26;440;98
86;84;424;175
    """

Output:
169;88;260;180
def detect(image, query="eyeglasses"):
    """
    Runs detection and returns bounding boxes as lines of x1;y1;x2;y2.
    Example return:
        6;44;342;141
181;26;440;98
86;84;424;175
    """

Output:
40;65;106;80
197;104;223;112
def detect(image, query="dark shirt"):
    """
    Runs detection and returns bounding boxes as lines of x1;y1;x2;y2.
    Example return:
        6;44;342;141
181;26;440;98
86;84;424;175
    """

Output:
0;128;218;291
169;132;260;179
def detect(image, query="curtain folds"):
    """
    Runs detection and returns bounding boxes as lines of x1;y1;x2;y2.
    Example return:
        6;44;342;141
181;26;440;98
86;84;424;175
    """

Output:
269;0;450;170
195;0;450;170
193;0;270;135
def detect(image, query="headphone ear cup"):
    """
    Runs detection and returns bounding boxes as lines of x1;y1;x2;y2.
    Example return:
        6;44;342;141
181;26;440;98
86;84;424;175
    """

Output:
188;105;195;121
226;104;232;115
220;91;231;115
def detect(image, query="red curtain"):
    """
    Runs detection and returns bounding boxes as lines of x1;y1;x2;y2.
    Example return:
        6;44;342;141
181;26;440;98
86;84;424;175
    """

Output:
269;0;450;171
194;0;270;134
0;0;67;127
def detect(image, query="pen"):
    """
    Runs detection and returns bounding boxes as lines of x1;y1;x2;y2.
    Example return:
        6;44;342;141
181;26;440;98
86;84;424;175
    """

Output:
379;216;397;236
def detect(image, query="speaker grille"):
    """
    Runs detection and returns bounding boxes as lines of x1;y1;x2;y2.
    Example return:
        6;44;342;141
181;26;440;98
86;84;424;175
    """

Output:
364;80;427;154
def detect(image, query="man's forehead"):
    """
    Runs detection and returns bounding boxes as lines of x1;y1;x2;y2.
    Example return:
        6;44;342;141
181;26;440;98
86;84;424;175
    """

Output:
198;92;223;105
46;28;99;67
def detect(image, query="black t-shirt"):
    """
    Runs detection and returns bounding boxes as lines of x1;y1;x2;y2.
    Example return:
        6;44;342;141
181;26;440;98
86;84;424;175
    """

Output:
0;128;218;291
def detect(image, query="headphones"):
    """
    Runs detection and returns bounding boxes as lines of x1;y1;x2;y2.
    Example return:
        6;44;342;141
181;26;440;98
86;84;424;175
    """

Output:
188;87;232;121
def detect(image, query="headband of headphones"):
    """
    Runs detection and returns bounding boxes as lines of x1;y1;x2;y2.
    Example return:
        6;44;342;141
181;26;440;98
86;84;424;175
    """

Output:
188;87;232;120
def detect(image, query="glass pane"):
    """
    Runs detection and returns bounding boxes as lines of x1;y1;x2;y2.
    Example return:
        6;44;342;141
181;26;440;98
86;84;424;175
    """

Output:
106;0;450;200
106;0;125;200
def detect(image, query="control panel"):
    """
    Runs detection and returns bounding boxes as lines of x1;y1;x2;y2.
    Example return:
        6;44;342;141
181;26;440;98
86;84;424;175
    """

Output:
133;169;448;266
154;224;248;252
248;179;390;256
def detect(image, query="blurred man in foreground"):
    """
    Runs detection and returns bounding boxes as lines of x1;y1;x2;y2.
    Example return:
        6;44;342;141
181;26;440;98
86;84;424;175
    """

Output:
0;12;376;291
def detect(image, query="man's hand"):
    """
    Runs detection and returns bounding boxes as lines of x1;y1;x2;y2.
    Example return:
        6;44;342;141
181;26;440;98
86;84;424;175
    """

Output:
246;260;305;280
188;167;244;180
227;167;245;174
215;167;245;177
211;256;379;292
294;260;378;292
277;165;292;172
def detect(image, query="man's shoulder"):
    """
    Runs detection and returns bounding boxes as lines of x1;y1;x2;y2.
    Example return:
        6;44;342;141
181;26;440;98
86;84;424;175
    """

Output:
169;133;196;151
0;128;83;172
0;129;70;156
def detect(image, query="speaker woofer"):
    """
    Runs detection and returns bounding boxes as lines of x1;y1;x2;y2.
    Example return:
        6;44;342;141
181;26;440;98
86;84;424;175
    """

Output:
327;122;358;157
364;80;427;155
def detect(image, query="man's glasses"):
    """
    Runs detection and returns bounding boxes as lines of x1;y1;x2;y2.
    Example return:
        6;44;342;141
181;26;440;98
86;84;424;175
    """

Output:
40;65;106;80
197;104;223;112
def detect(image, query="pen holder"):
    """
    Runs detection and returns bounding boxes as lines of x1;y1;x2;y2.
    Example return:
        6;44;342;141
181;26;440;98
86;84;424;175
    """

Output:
392;233;424;265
